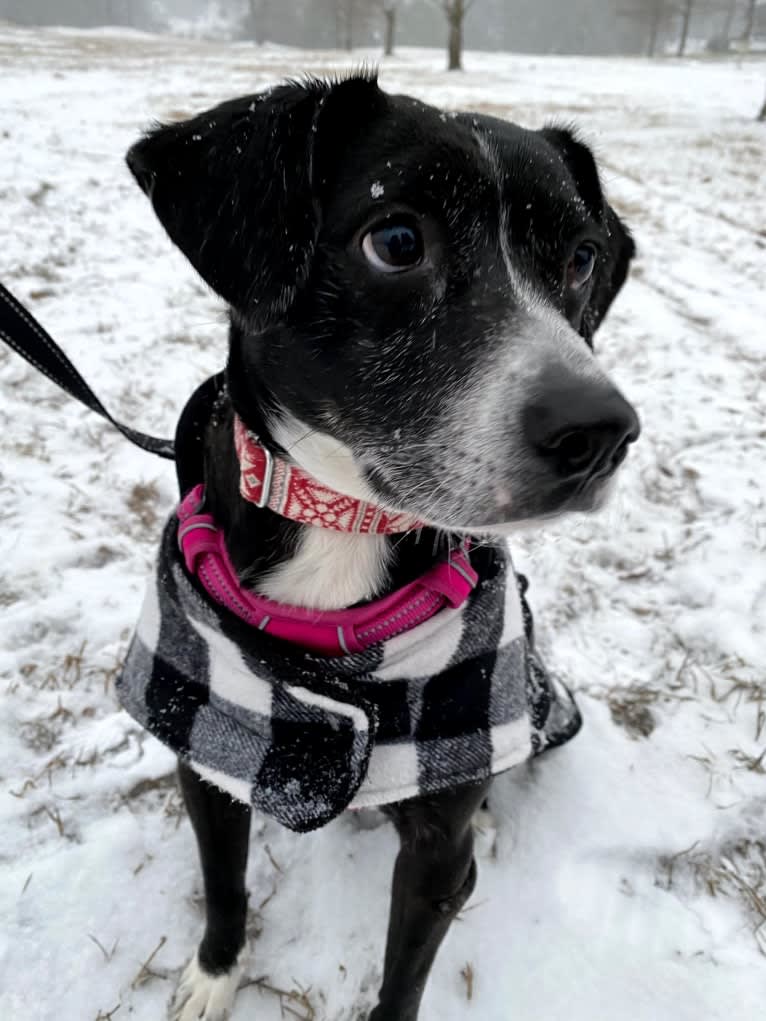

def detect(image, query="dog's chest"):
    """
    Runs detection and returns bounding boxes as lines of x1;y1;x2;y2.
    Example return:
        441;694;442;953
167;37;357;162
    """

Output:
117;518;582;832
258;527;391;610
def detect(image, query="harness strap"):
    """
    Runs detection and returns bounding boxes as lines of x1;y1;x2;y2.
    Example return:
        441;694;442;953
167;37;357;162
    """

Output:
0;281;175;459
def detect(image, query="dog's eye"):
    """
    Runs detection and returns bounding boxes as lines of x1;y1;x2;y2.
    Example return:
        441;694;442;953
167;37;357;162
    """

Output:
566;244;597;290
361;220;424;273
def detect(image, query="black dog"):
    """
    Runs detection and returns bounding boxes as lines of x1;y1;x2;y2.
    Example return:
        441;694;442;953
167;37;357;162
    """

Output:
126;73;639;1021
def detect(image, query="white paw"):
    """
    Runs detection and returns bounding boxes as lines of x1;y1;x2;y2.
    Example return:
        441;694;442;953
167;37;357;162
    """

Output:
169;951;244;1021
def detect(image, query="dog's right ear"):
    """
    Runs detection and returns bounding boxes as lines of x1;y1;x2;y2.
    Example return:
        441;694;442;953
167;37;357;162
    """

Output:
126;77;382;327
540;126;636;345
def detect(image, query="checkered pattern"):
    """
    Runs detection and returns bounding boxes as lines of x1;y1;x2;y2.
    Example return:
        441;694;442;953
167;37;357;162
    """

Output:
117;517;582;833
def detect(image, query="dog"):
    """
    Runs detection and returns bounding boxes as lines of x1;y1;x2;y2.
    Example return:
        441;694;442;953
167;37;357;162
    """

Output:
123;72;639;1021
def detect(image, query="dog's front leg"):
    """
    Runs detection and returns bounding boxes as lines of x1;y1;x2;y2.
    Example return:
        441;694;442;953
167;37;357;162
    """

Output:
170;760;251;1021
370;779;492;1021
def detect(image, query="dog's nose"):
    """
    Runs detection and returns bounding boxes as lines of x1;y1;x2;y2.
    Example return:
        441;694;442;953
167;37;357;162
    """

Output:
523;375;640;482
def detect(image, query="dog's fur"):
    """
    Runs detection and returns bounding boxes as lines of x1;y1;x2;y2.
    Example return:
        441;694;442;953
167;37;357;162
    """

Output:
127;73;639;1020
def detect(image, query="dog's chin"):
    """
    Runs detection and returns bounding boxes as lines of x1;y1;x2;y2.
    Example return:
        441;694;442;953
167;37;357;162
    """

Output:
470;476;617;537
377;472;619;537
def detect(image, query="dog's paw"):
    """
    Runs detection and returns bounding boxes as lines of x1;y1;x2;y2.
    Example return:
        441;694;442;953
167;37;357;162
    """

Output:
169;952;244;1021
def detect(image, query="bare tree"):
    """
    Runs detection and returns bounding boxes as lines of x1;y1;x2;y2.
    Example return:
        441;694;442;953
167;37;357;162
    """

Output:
741;0;757;43
243;0;259;39
336;0;367;50
720;0;738;39
676;0;695;55
343;0;354;49
432;0;477;71
621;0;732;58
379;0;398;56
619;0;672;57
645;0;665;55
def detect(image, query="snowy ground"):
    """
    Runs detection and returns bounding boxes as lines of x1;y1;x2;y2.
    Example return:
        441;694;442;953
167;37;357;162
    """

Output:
1;24;765;1021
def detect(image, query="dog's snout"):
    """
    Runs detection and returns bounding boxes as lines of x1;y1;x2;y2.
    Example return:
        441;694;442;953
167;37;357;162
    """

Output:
524;376;640;483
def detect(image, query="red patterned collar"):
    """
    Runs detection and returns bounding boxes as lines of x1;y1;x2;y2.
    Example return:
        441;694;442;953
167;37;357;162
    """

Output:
233;416;423;535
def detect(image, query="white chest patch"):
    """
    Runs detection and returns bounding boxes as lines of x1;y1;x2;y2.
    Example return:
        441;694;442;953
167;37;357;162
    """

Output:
259;526;391;610
262;411;393;609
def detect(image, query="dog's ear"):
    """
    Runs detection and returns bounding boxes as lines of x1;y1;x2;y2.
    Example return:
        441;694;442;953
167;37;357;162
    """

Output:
541;126;635;345
126;75;383;326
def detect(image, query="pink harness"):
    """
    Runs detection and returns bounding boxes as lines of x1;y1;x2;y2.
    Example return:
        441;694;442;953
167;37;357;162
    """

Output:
178;484;478;657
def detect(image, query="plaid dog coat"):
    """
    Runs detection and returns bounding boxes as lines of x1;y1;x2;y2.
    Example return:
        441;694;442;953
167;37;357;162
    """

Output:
117;509;581;832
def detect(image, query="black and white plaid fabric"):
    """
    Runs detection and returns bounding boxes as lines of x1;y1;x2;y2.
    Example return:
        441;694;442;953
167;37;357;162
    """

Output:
118;517;581;832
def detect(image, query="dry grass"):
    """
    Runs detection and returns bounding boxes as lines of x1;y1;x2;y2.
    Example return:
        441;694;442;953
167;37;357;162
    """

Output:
28;180;54;205
460;962;475;1001
126;480;161;532
94;1004;121;1021
608;687;658;739
131;935;168;989
18;639;122;694
658;837;766;956
243;975;318;1021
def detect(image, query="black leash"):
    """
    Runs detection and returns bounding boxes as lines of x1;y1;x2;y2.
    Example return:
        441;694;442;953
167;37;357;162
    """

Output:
0;280;175;460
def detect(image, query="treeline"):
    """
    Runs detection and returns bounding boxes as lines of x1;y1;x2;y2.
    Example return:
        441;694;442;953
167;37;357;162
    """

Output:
0;0;762;61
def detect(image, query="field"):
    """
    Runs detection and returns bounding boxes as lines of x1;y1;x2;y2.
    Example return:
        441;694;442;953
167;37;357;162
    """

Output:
1;23;765;1021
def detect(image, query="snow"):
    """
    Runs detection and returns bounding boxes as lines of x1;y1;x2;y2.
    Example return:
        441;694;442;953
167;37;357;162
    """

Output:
1;24;765;1021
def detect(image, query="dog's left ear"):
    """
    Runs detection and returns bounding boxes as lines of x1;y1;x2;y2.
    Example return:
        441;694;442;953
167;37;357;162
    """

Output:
126;75;384;327
541;126;635;344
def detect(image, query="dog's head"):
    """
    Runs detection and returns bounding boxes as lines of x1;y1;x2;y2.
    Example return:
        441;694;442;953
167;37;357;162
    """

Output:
128;73;639;531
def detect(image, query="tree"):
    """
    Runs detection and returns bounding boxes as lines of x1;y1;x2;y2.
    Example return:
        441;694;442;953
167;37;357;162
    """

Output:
619;0;740;58
741;0;757;43
645;0;667;55
339;0;353;49
336;0;370;50
243;0;259;38
619;0;674;57
379;0;398;56
720;0;738;40
676;0;695;55
758;86;766;121
433;0;478;71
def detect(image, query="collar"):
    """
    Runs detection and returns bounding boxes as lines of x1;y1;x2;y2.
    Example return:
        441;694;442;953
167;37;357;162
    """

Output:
233;415;423;535
178;484;477;656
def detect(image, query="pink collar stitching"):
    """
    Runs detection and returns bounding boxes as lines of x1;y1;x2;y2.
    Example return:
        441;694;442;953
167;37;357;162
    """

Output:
177;484;477;657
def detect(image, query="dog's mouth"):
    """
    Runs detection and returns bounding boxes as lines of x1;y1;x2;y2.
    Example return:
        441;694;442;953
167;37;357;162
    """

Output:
362;446;628;534
356;365;640;533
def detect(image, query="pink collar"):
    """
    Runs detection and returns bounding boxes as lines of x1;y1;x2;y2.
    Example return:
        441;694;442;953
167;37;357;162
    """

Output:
234;416;422;535
178;484;477;656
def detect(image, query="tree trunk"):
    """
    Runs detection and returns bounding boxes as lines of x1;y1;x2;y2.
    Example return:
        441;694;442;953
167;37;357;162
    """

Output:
742;0;756;43
448;13;462;71
677;0;693;57
344;0;353;51
384;8;395;56
722;0;737;40
758;88;766;121
647;4;661;57
247;0;259;40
